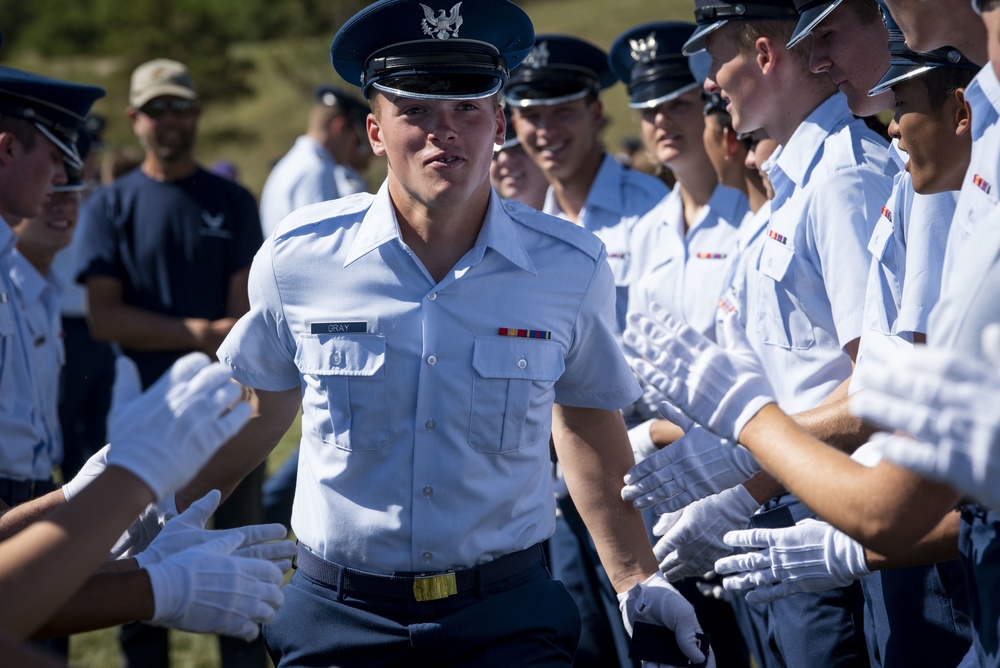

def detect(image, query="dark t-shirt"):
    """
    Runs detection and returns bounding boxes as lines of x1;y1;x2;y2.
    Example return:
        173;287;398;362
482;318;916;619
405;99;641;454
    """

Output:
76;166;263;387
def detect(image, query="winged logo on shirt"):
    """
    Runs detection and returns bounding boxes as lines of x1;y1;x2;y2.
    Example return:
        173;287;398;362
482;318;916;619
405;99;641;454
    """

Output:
200;211;232;239
421;3;463;40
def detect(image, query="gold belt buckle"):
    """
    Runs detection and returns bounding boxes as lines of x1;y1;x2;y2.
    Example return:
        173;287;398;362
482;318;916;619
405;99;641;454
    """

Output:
412;572;457;602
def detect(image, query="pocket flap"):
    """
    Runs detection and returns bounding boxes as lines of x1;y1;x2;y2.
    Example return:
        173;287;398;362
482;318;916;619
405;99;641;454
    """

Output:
867;215;894;262
473;336;565;381
295;333;385;376
759;238;794;282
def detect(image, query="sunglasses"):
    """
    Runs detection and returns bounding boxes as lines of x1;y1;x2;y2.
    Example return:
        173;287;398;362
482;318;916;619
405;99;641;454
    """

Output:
139;98;199;119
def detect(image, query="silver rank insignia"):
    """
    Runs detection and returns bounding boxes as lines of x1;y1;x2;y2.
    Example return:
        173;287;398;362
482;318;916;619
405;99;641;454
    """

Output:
629;33;659;64
421;3;464;40
524;41;549;69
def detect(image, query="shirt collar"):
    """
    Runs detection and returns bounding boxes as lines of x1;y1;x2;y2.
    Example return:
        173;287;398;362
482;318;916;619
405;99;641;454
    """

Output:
9;250;51;305
345;182;536;274
966;65;1000;140
768;93;853;189
543;153;626;219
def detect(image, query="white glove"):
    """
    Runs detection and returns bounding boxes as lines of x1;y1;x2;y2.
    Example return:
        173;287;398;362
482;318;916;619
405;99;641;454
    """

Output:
624;305;775;442
62;444;111;501
146;532;285;641
695;571;733;602
714;519;870;604
852;326;1000;511
628;419;660;463
106;353;252;500
652;485;759;581
622;402;760;514
617;572;713;667
134;490;295;573
110;496;178;560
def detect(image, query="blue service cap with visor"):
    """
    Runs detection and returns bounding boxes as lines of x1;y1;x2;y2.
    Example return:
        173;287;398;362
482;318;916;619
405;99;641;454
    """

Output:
787;0;845;48
330;0;534;101
0;67;105;170
609;22;711;109
868;27;979;97
503;35;617;108
684;0;800;55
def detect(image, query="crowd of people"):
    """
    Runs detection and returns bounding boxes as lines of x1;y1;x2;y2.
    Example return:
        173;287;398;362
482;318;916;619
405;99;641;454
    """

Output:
0;0;998;666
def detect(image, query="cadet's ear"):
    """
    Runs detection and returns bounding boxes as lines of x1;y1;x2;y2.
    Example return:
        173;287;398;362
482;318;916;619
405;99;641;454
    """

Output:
953;88;972;137
0;132;17;166
367;114;386;158
755;36;779;76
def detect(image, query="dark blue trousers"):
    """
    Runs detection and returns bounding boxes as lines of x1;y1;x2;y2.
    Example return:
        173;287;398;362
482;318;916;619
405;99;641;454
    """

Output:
264;561;581;667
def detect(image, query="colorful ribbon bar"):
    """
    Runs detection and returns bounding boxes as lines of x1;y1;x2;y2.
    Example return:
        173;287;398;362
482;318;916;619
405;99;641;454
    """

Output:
696;252;727;259
498;327;551;339
881;206;892;222
768;230;787;245
973;174;992;195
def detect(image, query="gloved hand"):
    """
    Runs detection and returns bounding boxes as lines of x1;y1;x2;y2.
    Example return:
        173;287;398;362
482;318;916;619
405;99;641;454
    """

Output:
622;402;760;514
695;571;733;602
618;572;713;667
714;519;869;604
145;532;286;641
106;353;252;500
62;444;111;502
134;490;295;573
624;305;775;442
110;496;178;560
628;419;660;463
652;485;759;581
852;325;1000;511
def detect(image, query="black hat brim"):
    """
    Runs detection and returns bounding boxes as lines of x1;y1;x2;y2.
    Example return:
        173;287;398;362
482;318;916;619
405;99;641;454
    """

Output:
787;1;843;48
682;20;727;56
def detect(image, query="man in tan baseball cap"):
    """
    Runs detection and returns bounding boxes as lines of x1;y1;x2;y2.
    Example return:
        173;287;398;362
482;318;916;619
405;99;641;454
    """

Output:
129;58;197;109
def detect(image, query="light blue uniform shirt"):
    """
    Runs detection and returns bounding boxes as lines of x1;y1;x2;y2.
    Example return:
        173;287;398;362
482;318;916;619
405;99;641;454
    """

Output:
716;202;770;342
260;135;368;238
543;153;669;335
629;184;750;340
219;184;641;573
748;94;893;412
851;143;956;393
0;221;58;480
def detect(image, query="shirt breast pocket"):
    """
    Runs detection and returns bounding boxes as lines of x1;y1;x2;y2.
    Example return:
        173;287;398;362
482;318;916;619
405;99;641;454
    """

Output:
0;300;15;411
756;240;815;350
469;336;565;454
867;216;901;334
295;333;388;451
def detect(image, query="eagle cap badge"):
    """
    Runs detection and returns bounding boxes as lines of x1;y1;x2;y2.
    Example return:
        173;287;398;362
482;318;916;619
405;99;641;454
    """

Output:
421;3;464;40
524;41;550;69
629;33;659;64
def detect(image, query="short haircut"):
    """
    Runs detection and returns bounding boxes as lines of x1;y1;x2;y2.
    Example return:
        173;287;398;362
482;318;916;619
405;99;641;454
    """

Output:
0;117;37;152
731;20;812;70
839;0;882;25
920;66;977;108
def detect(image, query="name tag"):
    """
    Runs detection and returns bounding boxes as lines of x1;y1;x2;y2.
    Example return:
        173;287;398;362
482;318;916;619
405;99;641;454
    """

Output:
310;321;367;334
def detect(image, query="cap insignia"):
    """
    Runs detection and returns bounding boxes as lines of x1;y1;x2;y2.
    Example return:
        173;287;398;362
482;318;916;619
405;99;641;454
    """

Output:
524;41;550;69
629;33;659;64
421;3;464;40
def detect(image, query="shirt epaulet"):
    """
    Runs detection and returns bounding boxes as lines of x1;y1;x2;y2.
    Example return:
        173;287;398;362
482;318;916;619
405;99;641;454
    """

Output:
273;192;375;238
501;199;605;262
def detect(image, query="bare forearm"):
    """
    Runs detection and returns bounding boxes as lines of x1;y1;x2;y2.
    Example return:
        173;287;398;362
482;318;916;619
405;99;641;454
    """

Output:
740;404;961;553
552;405;658;592
0;468;153;638
793;395;874;453
864;511;961;570
0;491;65;542
176;385;300;512
32;569;154;638
88;300;215;352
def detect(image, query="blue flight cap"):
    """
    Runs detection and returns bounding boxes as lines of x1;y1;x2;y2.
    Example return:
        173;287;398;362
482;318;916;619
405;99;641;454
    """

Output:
0;67;104;170
503;34;617;108
867;26;978;97
609;22;705;109
684;0;799;55
330;0;534;100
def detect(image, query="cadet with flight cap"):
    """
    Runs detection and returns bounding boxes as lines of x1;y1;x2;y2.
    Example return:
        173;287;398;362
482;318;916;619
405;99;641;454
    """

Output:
177;1;714;666
0;67;103;507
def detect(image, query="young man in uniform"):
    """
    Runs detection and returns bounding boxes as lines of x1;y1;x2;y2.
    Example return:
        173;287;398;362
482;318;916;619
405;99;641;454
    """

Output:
180;1;713;666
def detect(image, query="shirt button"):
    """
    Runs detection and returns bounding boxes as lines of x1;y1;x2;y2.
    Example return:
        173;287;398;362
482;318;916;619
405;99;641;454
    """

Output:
427;355;437;366
425;419;435;431
422;485;433;497
422;551;433;562
517;357;527;369
427;292;437;301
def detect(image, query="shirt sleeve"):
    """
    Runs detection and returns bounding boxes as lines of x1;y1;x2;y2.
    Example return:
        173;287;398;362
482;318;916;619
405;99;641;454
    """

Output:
74;190;121;283
896;190;956;335
231;187;266;273
217;236;301;392
809;167;891;348
555;248;642;410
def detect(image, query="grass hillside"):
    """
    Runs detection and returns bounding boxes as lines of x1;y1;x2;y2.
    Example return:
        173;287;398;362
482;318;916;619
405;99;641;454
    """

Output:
6;1;697;665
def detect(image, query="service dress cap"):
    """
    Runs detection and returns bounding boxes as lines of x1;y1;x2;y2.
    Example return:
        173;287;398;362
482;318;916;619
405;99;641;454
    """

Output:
609;22;705;109
868;23;978;97
503;34;617;108
684;0;799;55
787;0;844;47
0;67;105;169
331;0;534;100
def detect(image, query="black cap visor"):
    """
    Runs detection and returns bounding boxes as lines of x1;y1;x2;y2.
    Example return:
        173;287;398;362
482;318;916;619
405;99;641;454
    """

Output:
787;1;843;48
363;39;507;100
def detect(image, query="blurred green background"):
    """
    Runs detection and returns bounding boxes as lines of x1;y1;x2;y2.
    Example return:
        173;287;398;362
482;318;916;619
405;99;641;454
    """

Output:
0;0;696;665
